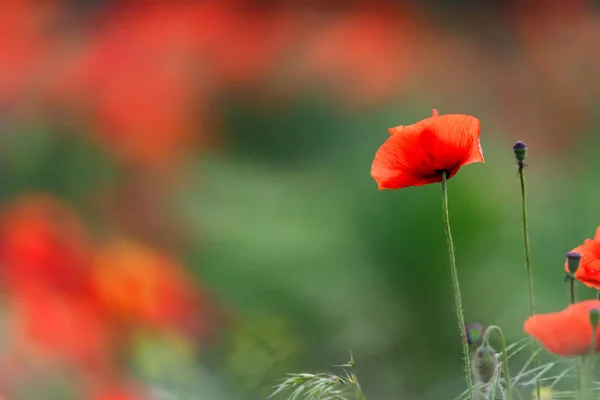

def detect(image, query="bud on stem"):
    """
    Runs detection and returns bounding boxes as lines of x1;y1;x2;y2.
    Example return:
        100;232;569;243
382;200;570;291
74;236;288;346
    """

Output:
566;251;582;277
513;141;527;169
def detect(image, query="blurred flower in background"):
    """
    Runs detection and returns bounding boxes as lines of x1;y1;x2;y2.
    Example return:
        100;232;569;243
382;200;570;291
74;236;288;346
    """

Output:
0;195;220;398
0;0;599;399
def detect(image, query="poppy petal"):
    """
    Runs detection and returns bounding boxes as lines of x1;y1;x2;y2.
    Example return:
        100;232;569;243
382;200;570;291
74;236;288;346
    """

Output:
524;312;590;356
371;125;440;190
524;300;600;356
417;114;483;170
371;112;483;190
463;137;485;166
371;130;432;190
577;252;600;289
387;126;404;135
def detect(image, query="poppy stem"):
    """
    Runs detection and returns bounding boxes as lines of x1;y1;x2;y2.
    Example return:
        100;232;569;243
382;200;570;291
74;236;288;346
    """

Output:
583;311;599;399
517;163;542;400
482;325;511;400
576;359;584;399
596;290;599;300
582;358;594;400
440;171;474;400
570;277;577;305
567;277;584;396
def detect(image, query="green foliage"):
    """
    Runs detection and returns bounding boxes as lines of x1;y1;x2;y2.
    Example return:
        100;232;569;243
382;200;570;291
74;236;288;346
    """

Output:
0;124;116;204
225;316;302;398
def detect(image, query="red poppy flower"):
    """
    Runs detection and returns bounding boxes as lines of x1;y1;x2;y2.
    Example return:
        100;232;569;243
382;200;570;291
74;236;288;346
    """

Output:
524;300;600;356
0;195;93;297
91;240;205;332
371;109;484;190
564;227;600;289
8;284;111;367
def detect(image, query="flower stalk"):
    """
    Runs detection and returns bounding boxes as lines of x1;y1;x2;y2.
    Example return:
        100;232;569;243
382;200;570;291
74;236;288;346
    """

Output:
571;288;584;398
441;171;474;400
582;309;600;400
566;252;584;397
514;141;541;400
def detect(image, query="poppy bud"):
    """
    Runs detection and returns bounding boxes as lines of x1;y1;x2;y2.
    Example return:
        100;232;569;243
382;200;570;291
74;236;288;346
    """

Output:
471;344;497;384
512;141;527;162
566;251;582;276
465;322;486;347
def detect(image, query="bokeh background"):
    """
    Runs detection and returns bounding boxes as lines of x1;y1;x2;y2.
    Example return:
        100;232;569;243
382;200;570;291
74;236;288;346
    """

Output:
1;0;600;399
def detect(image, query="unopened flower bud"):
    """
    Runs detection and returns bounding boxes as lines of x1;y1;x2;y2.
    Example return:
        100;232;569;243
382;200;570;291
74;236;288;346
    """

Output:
513;141;527;162
471;344;497;384
465;322;486;347
566;251;582;276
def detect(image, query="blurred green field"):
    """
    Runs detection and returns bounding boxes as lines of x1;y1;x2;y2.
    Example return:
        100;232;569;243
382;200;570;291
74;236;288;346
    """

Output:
1;1;599;399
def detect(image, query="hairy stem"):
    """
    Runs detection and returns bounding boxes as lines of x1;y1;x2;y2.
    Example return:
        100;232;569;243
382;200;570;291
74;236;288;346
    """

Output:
441;172;474;400
517;165;541;400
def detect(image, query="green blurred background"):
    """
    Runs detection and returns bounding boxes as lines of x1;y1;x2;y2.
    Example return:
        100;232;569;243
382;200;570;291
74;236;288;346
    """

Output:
0;0;599;399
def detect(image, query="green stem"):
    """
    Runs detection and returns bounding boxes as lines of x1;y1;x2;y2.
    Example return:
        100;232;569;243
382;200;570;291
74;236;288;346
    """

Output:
576;359;584;399
582;333;596;400
570;278;584;397
596;290;599;300
483;326;511;400
488;362;501;400
441;172;474;400
517;165;541;400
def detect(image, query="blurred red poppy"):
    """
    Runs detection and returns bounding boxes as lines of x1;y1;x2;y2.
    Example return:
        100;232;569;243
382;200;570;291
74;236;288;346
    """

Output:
71;3;208;169
524;300;600;356
371;109;484;190
564;227;600;289
0;195;93;297
8;284;111;367
0;0;59;106
299;7;417;106
91;240;206;333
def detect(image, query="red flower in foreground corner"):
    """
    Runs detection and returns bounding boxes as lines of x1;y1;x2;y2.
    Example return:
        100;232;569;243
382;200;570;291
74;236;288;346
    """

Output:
371;109;484;190
564;226;600;289
524;300;600;356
